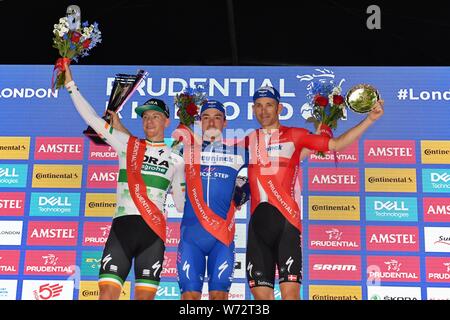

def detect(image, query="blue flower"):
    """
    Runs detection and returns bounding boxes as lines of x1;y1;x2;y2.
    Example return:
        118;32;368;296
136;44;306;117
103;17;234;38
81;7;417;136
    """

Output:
82;21;89;27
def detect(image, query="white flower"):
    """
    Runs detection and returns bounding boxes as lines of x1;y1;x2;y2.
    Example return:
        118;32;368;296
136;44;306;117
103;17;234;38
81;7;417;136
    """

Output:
58;31;65;37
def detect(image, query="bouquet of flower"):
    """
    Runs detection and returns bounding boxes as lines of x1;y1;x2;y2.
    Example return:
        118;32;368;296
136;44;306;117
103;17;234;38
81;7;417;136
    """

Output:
51;17;102;91
304;80;346;157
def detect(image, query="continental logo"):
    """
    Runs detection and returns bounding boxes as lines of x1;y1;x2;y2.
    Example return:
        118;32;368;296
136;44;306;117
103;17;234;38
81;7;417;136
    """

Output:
0;137;30;159
32;165;82;188
421;141;450;164
309;285;362;300
84;193;116;217
365;168;417;193
78;281;130;300
308;196;360;221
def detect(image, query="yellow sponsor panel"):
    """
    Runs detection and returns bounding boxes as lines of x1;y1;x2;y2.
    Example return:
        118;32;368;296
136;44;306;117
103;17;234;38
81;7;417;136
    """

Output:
421;141;450;164
85;193;117;217
78;281;131;300
309;285;362;300
0;137;30;160
365;168;416;192
32;164;83;188
308;196;360;221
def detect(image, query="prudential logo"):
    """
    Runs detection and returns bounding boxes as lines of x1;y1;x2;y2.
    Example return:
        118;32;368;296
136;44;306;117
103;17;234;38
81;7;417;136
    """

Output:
366;197;418;222
423;169;450;193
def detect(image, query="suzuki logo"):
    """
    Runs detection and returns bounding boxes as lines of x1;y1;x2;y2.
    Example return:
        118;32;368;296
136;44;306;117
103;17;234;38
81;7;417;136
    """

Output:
431;173;450;183
374;200;408;211
38;196;71;207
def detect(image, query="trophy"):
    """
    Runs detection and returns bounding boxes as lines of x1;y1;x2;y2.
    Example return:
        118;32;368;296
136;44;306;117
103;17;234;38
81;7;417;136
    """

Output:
345;84;380;114
83;70;148;145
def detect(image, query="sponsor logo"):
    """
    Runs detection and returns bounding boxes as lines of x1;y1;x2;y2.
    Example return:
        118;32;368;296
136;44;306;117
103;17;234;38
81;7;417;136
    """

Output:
165;222;180;247
87;165;118;189
366;197;418;222
365;168;417;193
34;137;83;160
424;227;450;253
367;256;420;282
80;251;102;276
161;252;177;278
156;282;180;300
426;257;450;282
32;165;82;188
309;255;361;281
0;192;25;216
165;194;183;218
309;141;358;163
0;87;58;99
0;221;23;245
366;226;419;251
84;193;116;217
308;168;359;192
427;287;450;300
309;285;361;300
234;223;246;249
308;196;360;221
0;164;28;188
24;251;75;275
423;169;450;193
309;225;360;251
0;280;17;300
82;222;111;246
421;141;450;164
21;280;74;300
367;286;421;300
423;198;450;222
200;283;246;300
27;221;78;246
0;137;30;160
88;141;118;160
29;193;80;217
0;250;20;275
364;140;416;164
78;281;130;300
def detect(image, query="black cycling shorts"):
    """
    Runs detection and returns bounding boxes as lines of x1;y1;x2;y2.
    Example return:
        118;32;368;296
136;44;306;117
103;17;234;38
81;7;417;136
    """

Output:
99;215;165;290
246;202;302;289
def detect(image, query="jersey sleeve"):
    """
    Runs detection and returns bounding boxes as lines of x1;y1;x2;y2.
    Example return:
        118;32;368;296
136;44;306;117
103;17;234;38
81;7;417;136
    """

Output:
292;127;330;152
170;152;186;213
65;80;130;151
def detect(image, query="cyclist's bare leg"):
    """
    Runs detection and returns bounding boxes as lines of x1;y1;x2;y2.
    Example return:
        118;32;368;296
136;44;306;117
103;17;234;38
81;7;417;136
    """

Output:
99;283;121;300
280;282;300;300
250;286;274;300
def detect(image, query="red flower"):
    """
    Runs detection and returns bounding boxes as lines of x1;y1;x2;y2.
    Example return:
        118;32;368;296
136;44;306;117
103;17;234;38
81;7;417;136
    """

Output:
333;95;344;105
82;39;91;49
71;31;82;43
186;103;198;116
314;95;328;107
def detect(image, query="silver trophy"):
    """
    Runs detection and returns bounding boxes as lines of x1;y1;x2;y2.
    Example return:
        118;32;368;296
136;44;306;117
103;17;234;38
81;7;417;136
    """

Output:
345;84;380;114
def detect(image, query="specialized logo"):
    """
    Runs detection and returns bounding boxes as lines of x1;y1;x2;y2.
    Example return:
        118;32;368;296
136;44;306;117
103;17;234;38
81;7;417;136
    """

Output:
423;169;450;193
247;262;254;278
152;260;162;277
30;193;80;217
24;251;75;275
309;255;361;281
21;280;74;300
87;165;119;189
365;168;417;193
424;227;450;253
0;164;28;188
27;221;78;246
423;198;450;223
308;168;359;192
426;257;450;282
309;141;358;163
309;285;362;300
0;137;30;160
83;222;111;246
0;250;20;275
102;254;112;271
364;140;416;164
0;221;23;245
182;261;191;280
308;196;360;221
88;141;118;160
366;226;419;251
0;192;25;216
34;137;83;160
32;165;82;188
366;197;418;222
367;256;420;282
421;141;450;164
84;193;116;217
309;225;360;251
218;261;229;279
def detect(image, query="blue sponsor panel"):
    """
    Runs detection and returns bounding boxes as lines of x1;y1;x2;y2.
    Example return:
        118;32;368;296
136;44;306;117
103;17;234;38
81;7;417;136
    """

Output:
29;192;81;217
366;197;418;222
156;282;181;300
422;169;450;193
0;164;28;188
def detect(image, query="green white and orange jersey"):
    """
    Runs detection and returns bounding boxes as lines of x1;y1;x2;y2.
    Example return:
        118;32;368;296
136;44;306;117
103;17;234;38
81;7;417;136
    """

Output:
66;80;186;218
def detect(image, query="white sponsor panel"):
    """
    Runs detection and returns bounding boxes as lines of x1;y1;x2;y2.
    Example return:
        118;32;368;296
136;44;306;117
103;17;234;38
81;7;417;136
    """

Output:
235;204;247;220
234;223;247;249
427;287;450;300
0;221;23;245
424;227;450;252
234;253;246;279
21;280;74;300
201;282;246;300
165;194;183;218
0;280;17;300
367;286;421;300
